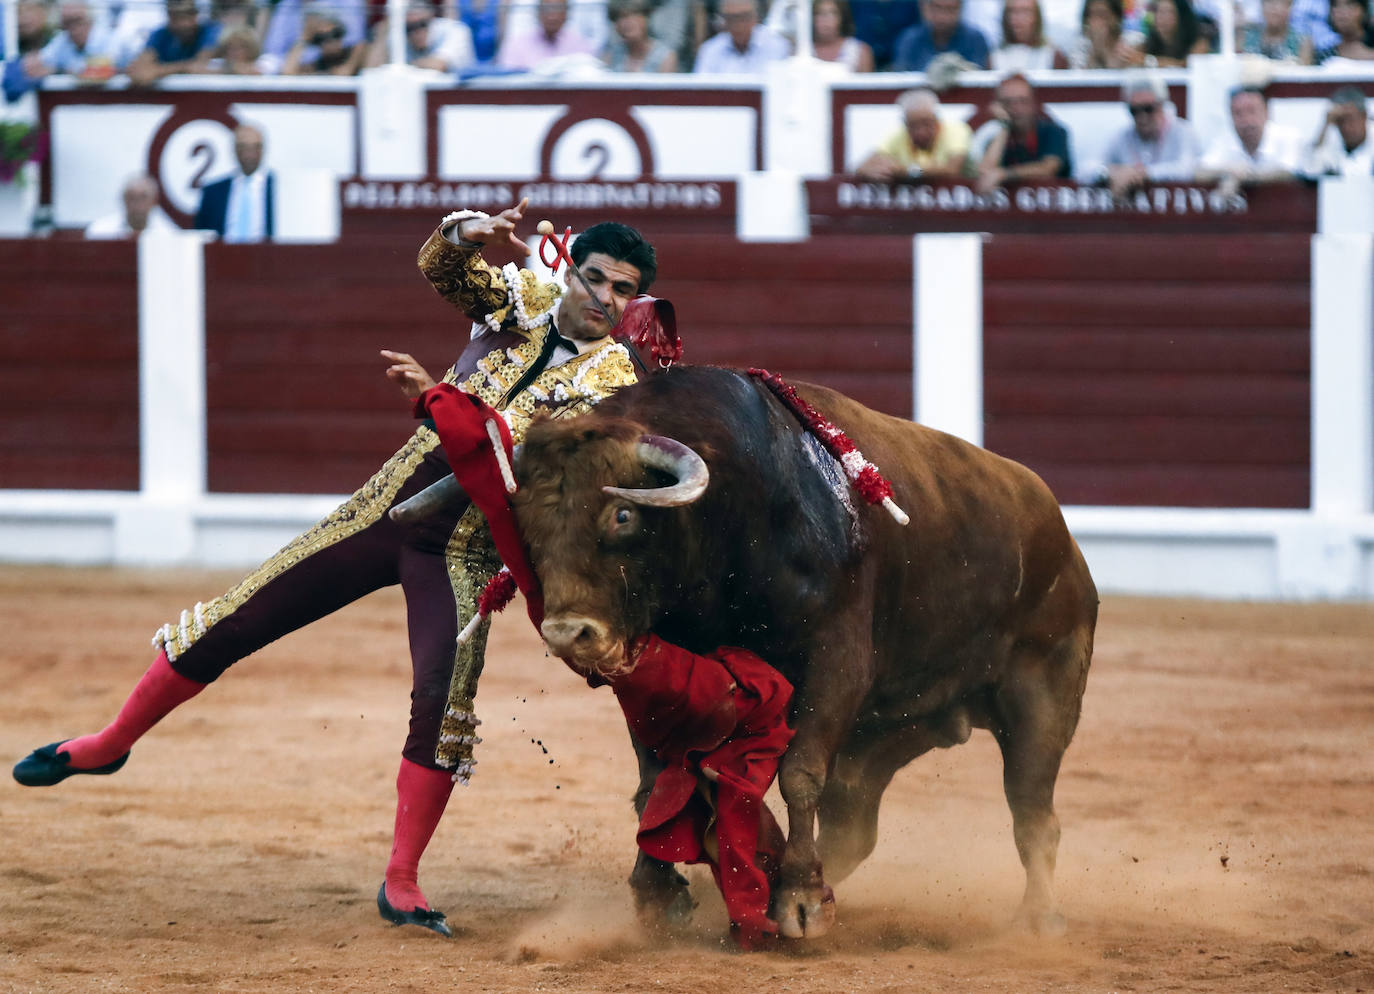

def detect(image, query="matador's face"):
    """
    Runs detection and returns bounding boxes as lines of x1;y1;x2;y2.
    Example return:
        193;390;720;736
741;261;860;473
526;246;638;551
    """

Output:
557;252;643;342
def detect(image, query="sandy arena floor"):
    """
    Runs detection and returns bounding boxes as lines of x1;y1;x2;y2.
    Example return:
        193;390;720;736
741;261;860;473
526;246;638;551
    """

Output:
1;565;1371;993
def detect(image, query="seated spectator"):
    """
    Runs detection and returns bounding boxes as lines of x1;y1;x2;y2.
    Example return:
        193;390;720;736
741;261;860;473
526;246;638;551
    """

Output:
693;0;791;72
212;25;264;72
974;72;1072;193
261;0;365;66
283;9;365;73
849;0;922;69
603;0;679;71
211;0;264;42
1238;0;1313;62
496;0;599;70
194;123;274;242
12;0;138;93
812;0;875;69
17;0;56;56
1196;85;1302;193
1068;0;1139;66
1302;85;1374;176
855;86;971;180
993;0;1069;67
1288;0;1340;51
85;174;177;239
453;0;502;65
891;0;991;71
1093;73;1200;196
368;0;476;72
127;0;221;85
1123;0;1209;65
1317;0;1374;60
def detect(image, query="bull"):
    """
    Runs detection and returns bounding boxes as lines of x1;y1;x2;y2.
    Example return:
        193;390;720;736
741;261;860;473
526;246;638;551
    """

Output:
511;365;1097;939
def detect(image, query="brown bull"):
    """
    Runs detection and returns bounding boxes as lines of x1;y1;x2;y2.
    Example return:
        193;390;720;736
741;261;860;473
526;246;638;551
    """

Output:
512;366;1097;939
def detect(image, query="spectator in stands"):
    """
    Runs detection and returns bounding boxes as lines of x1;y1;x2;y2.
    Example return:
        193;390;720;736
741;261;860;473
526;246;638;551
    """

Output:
283;8;365;73
127;0;222;85
85;174;177;239
856;86;971;180
813;0;876;69
1302;85;1374;176
1122;0;1209;65
603;0;679;71
1093;73;1200;196
1289;0;1340;52
1196;85;1302;194
496;0;599;70
1238;0;1313;61
993;0;1069;66
974;72;1072;193
212;25;264;72
262;0;365;69
453;0;503;65
1067;0;1137;65
16;0;56;56
368;0;476;72
891;0;991;70
211;0;265;43
693;0;791;72
194;123;274;242
1317;0;1374;60
850;0;922;69
10;0;138;92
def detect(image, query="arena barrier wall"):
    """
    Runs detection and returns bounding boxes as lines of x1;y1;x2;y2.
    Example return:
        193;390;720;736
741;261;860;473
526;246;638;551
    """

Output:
4;188;1374;598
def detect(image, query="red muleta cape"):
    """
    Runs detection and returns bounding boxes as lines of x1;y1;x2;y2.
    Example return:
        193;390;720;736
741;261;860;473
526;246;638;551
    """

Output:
612;634;794;950
414;383;544;627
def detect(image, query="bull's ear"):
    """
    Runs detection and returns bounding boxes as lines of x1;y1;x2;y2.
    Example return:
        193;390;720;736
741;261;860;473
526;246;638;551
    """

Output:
601;435;708;508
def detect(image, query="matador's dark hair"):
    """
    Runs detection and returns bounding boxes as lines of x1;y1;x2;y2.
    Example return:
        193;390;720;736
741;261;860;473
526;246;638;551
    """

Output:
571;222;657;293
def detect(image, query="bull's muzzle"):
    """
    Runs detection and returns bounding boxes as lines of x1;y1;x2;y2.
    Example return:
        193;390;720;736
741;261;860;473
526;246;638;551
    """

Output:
540;614;618;672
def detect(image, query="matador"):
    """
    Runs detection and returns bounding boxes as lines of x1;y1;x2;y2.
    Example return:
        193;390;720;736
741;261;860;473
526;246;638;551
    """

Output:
13;199;654;938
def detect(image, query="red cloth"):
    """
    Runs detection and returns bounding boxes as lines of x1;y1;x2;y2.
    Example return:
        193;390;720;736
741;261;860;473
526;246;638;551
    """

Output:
615;295;682;366
415;384;544;627
611;635;794;950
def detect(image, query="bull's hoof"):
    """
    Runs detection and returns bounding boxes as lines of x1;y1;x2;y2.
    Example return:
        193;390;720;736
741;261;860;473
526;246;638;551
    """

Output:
376;883;453;938
1021;907;1067;937
774;884;836;940
630;860;696;930
13;741;130;787
633;874;697;929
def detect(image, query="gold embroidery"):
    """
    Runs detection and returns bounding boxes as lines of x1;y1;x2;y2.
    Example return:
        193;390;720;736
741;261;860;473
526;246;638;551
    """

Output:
152;427;439;661
435;504;503;773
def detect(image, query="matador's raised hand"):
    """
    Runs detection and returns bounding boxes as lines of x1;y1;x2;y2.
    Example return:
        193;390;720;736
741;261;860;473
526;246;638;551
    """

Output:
453;197;532;256
381;350;437;400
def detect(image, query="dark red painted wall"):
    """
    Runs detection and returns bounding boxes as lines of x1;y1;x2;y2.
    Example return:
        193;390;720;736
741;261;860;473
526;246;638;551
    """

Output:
203;234;914;493
982;235;1312;508
0;239;140;490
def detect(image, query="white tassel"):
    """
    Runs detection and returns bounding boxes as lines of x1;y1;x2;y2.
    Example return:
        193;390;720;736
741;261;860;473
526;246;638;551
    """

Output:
486;418;517;494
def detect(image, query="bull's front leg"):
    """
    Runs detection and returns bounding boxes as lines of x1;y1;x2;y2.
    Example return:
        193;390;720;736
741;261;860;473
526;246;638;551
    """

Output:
625;723;695;926
773;622;876;940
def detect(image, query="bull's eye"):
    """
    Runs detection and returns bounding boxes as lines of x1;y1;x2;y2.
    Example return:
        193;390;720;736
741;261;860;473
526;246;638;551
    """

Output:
615;507;633;525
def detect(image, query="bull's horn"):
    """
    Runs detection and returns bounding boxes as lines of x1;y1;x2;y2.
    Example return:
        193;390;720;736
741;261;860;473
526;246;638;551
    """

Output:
602;435;709;507
388;445;522;524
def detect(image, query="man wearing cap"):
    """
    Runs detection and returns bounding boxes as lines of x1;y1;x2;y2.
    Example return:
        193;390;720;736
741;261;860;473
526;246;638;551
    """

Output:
14;200;655;940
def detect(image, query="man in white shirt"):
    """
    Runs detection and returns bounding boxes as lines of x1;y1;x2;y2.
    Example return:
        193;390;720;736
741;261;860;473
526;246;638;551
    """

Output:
693;0;791;74
1197;86;1302;192
193;123;274;243
1094;74;1201;198
367;0;476;73
85;174;178;239
1302;86;1374;179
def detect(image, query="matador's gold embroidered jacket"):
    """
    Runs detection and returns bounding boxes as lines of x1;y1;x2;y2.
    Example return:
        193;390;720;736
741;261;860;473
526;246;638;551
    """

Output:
416;226;639;443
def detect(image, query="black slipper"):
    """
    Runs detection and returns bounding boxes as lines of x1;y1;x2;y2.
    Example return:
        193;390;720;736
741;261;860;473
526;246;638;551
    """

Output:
376;883;452;937
12;741;130;787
